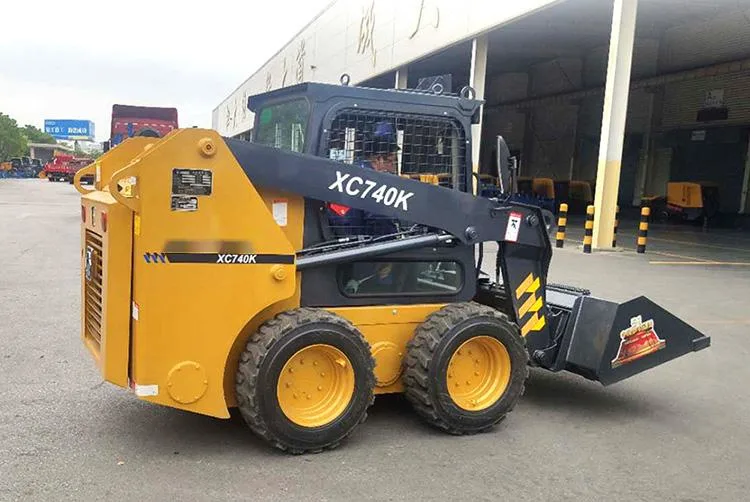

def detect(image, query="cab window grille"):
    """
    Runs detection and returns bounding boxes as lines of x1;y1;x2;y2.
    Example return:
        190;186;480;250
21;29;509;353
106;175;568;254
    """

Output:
325;109;466;190
322;108;467;242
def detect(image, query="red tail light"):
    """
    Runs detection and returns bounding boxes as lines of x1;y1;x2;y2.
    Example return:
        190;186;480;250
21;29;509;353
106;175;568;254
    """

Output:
101;211;108;232
81;205;86;223
328;203;350;216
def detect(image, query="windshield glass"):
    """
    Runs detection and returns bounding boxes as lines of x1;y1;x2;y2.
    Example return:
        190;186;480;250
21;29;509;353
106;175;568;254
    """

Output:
254;99;309;153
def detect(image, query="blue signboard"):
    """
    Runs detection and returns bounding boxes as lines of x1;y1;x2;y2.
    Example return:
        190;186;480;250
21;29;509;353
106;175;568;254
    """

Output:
44;119;96;141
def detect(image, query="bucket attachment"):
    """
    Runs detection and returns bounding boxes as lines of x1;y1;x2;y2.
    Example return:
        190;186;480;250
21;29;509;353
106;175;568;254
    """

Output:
545;289;710;385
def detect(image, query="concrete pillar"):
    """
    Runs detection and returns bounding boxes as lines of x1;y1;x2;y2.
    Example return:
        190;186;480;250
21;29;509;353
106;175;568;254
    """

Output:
632;90;655;206
634;86;666;202
740;134;750;214
592;0;638;249
395;66;408;89
469;35;489;192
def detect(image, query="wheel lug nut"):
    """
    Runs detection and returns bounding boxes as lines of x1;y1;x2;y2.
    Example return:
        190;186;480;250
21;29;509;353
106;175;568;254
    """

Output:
320;372;326;377
313;361;318;366
474;371;479;376
288;368;294;373
466;380;471;385
306;394;311;400
318;385;323;391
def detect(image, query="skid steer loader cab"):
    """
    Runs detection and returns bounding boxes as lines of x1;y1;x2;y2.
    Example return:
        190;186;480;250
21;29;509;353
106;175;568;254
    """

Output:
77;80;710;454
246;83;478;306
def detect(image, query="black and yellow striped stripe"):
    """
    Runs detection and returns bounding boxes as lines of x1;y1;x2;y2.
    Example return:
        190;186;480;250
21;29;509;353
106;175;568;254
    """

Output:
514;272;546;337
612;205;619;248
583;205;594;254
637;206;650;253
555;203;568;248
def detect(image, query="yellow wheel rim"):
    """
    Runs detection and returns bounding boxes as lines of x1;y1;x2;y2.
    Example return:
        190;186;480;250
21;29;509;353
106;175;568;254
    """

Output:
447;336;511;411
277;344;355;427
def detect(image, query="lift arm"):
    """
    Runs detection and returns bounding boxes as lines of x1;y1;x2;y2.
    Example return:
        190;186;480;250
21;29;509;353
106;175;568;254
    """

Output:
225;138;555;348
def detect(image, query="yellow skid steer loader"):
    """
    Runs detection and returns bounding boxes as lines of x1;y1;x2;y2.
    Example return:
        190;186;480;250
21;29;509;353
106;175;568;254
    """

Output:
76;81;709;454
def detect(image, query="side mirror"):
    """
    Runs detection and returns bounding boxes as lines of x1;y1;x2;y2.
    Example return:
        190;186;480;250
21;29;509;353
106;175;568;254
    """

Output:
540;208;555;236
495;135;517;195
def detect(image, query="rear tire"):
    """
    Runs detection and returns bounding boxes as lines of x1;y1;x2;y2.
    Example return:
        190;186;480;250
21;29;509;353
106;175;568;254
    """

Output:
235;308;375;454
403;302;528;435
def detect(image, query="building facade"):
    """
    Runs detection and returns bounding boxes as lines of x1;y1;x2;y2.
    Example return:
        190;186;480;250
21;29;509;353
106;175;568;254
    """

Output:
215;0;750;247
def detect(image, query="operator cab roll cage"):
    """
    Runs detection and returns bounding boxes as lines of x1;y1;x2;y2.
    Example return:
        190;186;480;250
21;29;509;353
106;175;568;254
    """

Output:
245;81;490;303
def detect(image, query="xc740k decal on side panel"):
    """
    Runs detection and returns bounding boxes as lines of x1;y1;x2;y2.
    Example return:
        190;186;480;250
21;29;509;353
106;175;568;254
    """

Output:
143;253;294;265
328;170;414;211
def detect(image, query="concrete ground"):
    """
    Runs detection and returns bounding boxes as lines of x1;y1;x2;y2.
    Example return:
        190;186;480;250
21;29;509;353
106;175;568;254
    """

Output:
1;178;749;501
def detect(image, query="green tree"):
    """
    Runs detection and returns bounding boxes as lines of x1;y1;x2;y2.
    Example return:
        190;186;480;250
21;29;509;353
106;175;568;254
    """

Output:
0;113;27;160
21;124;56;145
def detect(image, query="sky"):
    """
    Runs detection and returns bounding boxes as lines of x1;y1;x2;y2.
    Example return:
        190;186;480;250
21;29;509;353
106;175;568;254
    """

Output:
0;0;331;142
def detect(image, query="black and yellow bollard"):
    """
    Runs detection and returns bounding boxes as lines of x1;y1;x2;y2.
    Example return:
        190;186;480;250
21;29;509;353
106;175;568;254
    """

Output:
583;205;594;254
637;206;650;253
612;206;620;247
556;203;568;248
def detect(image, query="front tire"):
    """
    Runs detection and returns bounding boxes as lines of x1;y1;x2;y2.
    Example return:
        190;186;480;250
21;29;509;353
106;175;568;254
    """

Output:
403;302;528;435
235;308;376;454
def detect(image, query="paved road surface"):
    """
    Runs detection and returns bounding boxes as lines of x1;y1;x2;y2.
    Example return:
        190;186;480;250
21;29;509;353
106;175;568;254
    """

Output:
1;179;748;501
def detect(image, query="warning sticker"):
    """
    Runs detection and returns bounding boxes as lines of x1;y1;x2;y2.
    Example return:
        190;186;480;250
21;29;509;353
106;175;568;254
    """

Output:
171;195;198;212
505;212;522;242
172;168;213;196
134;384;158;397
272;199;288;227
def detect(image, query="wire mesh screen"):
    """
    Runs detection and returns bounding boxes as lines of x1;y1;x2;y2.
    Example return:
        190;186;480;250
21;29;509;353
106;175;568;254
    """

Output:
322;108;467;240
326;109;466;189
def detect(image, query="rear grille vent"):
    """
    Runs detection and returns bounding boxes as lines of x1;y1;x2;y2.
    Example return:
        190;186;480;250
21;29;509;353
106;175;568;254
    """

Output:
84;230;104;349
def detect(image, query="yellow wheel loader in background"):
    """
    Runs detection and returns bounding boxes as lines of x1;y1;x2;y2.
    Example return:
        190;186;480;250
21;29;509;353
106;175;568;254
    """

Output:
75;81;710;454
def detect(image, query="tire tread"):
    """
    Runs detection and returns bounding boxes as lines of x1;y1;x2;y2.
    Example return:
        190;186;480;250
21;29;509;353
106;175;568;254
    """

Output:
235;308;375;454
403;302;529;435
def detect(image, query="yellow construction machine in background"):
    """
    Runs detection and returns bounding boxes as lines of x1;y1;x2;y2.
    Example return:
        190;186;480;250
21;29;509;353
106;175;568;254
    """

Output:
643;181;720;223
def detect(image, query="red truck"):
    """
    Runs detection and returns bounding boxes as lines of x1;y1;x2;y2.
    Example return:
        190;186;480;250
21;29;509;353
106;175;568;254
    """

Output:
45;155;92;183
109;104;179;148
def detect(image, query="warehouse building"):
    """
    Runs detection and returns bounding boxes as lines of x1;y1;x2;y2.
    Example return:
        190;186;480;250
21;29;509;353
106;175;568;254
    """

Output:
213;0;750;248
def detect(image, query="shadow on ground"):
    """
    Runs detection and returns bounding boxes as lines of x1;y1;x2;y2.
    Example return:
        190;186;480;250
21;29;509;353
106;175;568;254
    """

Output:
94;367;660;458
